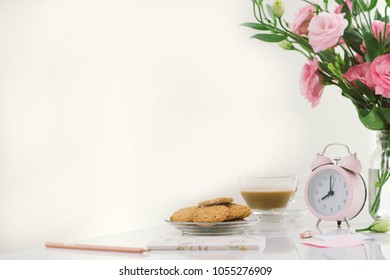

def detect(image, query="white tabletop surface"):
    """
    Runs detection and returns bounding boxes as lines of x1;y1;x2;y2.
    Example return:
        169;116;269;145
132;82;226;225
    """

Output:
2;209;390;260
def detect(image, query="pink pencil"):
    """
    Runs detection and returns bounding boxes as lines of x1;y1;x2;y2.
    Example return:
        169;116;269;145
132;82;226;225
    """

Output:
45;242;149;253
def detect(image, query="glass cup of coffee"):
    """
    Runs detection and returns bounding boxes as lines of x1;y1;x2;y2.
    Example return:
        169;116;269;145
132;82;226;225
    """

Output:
238;175;298;215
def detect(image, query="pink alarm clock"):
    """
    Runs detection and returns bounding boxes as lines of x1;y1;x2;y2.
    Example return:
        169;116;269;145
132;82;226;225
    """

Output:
304;143;367;228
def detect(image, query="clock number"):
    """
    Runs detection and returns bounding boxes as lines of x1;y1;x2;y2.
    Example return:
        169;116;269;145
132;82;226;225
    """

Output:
345;190;348;196
338;205;341;210
330;207;333;212
323;204;326;209
319;182;323;188
317;198;321;204
344;183;346;188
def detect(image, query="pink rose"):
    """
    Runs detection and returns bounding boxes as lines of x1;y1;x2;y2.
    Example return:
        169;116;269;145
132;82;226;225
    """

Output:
344;62;372;86
372;20;390;41
300;58;324;107
308;12;348;52
369;54;390;98
291;5;315;35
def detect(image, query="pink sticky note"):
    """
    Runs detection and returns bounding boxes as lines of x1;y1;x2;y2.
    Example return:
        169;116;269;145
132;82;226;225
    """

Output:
302;236;368;248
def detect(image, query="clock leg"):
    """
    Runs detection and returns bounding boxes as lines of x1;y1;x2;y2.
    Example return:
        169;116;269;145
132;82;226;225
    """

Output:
344;218;350;228
337;220;341;227
316;219;321;228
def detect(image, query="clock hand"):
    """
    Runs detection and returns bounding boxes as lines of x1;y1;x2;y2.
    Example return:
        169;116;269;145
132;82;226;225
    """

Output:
330;175;336;196
322;176;336;200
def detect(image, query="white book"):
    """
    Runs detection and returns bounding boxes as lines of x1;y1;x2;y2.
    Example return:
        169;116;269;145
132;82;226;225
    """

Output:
147;234;265;251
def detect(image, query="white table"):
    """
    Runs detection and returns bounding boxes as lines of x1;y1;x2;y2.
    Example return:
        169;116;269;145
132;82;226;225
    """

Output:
1;212;390;260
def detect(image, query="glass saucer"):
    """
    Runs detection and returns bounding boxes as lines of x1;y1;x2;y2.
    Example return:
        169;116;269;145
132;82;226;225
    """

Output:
165;216;260;235
252;203;307;223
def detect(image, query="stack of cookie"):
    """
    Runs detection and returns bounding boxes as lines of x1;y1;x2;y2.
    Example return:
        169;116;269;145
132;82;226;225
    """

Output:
170;197;251;223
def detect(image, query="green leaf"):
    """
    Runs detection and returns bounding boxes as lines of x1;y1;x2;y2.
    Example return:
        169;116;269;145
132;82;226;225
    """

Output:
317;50;336;63
387;0;390;7
374;9;382;20
380;107;390;124
355;80;371;93
343;52;352;71
352;0;373;14
251;33;287;43
240;22;270;31
343;29;364;55
352;0;362;15
357;0;369;11
359;107;385;130
352;0;378;12
301;43;314;53
368;0;378;11
354;80;376;103
341;3;352;27
363;31;380;61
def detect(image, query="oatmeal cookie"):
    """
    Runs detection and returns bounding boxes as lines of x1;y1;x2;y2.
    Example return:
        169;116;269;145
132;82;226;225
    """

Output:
198;197;234;207
192;205;229;222
225;203;251;220
170;206;198;222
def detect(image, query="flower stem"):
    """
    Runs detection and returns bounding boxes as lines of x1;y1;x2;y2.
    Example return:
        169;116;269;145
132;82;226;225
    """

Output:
355;227;370;232
252;1;262;23
369;185;382;217
277;18;312;50
337;43;358;64
370;132;390;218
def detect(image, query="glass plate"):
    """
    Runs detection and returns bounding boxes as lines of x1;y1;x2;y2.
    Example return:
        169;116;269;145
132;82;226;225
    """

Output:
253;203;307;223
165;216;260;235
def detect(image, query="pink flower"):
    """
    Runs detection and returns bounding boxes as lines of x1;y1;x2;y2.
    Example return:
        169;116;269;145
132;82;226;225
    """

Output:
369;54;390;98
344;62;372;86
360;43;367;53
372;20;390;41
335;4;343;14
355;54;365;64
308;12;348;52
347;0;352;10
300;58;324;107
291;5;315;35
335;0;352;13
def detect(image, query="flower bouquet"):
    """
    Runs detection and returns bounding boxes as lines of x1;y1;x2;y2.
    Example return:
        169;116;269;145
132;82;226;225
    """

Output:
243;0;390;224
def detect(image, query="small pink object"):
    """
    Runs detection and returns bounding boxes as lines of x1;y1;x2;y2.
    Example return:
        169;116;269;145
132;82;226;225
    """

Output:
302;236;368;248
300;230;321;239
339;155;362;173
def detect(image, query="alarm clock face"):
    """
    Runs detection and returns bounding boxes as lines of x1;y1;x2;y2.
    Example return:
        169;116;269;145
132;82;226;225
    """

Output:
307;169;349;216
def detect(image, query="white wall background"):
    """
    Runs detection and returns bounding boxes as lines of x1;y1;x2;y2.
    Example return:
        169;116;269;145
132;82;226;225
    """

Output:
0;0;372;253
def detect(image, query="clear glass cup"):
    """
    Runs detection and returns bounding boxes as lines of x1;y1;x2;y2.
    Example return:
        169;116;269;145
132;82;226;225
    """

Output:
238;175;298;215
